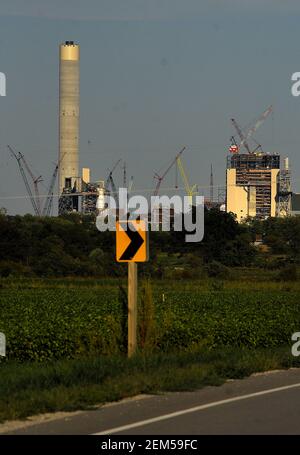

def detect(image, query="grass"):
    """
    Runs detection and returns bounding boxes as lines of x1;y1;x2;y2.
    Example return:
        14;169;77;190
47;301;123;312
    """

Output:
0;346;299;423
1;269;300;292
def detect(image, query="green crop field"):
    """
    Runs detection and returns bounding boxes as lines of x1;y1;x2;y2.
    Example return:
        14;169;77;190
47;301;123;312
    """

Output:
1;277;300;422
1;278;300;362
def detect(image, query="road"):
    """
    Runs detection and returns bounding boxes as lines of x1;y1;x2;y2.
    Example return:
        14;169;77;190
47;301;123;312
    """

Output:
2;368;300;435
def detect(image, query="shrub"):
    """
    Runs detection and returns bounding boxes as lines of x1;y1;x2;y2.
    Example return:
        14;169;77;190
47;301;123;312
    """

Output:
205;261;231;279
0;261;33;278
277;264;298;282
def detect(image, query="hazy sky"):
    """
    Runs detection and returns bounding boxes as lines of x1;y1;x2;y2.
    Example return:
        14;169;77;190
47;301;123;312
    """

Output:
1;0;300;214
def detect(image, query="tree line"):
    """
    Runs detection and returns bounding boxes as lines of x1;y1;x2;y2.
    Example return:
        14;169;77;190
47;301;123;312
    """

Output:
0;209;299;278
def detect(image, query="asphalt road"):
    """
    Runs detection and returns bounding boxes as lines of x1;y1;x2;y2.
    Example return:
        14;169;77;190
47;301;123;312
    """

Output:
2;368;300;435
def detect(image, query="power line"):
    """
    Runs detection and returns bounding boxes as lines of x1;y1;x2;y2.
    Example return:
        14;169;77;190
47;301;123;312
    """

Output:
0;185;226;201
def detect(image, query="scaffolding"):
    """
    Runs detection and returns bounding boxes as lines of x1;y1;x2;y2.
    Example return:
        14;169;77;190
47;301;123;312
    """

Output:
226;153;281;220
58;179;106;216
58;187;79;214
227;153;280;171
82;182;99;215
276;158;291;217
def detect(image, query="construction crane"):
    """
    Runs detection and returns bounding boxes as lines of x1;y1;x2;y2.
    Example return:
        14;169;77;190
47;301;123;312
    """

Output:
21;155;43;215
153;147;186;197
229;136;239;154
108;173;119;208
42;166;58;216
105;159;121;190
240;105;273;151
230;106;273;154
176;155;197;205
104;159;122;209
128;176;134;195
42;153;66;217
231;118;251;154
8;145;42;216
123;161;127;188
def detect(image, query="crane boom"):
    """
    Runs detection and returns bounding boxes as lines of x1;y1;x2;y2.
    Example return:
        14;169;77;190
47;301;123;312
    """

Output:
231;106;273;154
7;145;41;215
43;170;57;216
128;176;134;194
176;156;197;205
240;105;273;149
123;161;127;188
210;164;213;203
109;174;119;207
105;159;121;189
42;152;67;216
153;146;186;197
18;150;43;213
34;177;43;216
231;118;251;154
105;158;122;209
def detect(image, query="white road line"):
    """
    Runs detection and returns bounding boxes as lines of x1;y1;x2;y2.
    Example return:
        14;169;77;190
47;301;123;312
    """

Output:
93;382;300;435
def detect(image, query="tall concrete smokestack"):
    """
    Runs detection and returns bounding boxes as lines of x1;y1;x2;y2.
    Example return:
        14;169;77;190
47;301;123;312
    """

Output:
59;41;80;196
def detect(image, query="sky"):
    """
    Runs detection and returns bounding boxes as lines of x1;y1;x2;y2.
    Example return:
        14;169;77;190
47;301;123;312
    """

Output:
1;0;300;214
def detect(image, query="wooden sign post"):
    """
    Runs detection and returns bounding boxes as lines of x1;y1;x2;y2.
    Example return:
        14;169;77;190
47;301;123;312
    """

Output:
116;220;148;357
128;262;137;357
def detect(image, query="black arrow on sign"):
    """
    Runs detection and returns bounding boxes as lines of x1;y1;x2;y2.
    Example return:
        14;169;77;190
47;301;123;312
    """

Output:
119;222;144;260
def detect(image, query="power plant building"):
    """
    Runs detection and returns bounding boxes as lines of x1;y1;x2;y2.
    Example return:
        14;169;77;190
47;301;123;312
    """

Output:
226;152;291;222
58;41;104;216
58;41;81;214
58;41;80;195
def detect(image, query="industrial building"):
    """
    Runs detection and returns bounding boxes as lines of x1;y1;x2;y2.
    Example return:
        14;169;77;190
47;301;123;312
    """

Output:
58;167;106;215
58;41;104;216
225;106;292;222
11;43;296;222
226;152;291;222
58;41;80;196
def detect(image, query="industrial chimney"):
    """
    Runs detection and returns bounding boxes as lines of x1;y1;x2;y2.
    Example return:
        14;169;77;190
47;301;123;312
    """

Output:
58;41;80;196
